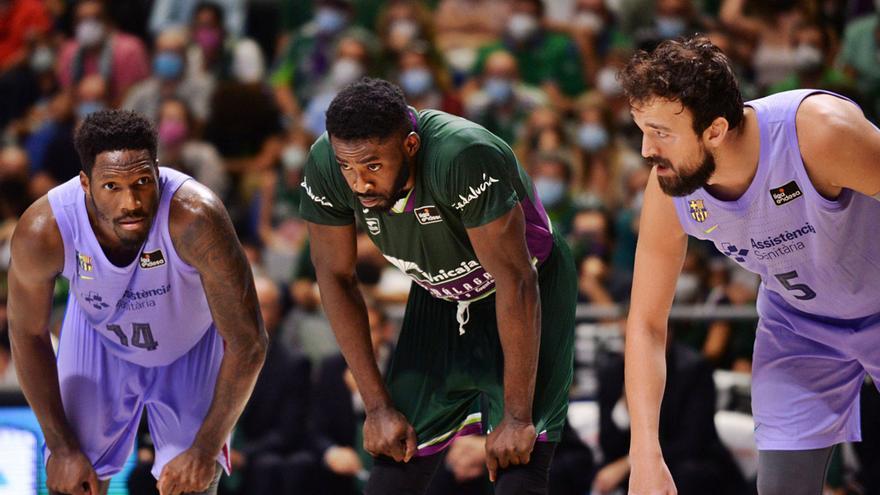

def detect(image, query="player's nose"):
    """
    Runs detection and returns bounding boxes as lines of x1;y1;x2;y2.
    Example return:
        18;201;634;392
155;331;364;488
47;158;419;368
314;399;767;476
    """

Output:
640;135;656;158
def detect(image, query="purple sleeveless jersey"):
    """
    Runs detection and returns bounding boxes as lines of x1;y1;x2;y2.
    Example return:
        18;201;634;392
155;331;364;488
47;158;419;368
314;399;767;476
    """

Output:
48;167;215;367
673;89;880;320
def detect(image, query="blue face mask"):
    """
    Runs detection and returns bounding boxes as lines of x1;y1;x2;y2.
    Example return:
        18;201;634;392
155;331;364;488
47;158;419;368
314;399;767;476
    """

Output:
315;7;347;34
400;68;433;96
77;101;106;119
153;52;184;80
484;77;513;103
656;16;686;39
534;177;566;207
576;123;609;152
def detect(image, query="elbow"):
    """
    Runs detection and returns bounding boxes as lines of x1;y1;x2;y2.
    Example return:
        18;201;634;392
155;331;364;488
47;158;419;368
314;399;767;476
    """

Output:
496;264;539;300
238;326;269;370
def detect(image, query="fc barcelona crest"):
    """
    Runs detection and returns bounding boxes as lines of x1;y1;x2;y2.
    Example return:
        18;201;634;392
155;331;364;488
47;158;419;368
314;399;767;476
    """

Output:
688;199;709;223
77;251;95;279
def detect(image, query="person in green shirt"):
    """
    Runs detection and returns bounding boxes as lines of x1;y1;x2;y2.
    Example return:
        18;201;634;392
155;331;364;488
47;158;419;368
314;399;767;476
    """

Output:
299;78;576;494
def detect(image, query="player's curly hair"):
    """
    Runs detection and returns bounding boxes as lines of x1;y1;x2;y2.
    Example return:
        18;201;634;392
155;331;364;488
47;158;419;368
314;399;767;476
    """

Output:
325;78;414;141
74;109;157;177
620;35;743;134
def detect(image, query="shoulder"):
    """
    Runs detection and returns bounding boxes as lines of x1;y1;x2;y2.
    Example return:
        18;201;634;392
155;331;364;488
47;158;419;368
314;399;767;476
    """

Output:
796;93;863;156
11;195;64;277
168;180;230;252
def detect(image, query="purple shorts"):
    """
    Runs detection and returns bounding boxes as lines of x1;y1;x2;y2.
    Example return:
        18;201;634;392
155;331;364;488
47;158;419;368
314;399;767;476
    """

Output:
48;302;230;479
752;288;880;450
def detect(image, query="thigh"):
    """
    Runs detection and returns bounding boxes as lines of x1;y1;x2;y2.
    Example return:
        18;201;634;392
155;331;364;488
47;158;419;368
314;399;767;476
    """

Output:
751;304;864;450
54;305;144;479
364;451;446;495
757;447;833;495
144;328;228;479
493;442;557;495
389;285;484;455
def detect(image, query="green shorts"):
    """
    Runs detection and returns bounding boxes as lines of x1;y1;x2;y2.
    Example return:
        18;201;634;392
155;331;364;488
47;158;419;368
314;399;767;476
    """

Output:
386;238;576;456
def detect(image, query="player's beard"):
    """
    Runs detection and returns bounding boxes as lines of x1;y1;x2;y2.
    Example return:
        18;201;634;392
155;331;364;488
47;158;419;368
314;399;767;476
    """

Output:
649;146;716;197
359;156;412;212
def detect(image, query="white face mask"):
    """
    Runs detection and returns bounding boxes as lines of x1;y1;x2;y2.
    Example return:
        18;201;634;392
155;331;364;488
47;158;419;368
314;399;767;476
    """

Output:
507;13;539;41
330;58;364;88
596;66;622;96
30;45;55;72
281;145;307;171
389;19;419;50
232;40;265;83
76;19;106;48
575;11;605;32
793;44;823;72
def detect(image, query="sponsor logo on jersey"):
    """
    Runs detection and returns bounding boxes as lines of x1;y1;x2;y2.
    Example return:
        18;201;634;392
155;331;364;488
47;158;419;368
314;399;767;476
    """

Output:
365;218;381;235
76;251;94;279
453;174;500;210
116;284;172;311
747;221;816;261
688;199;709;223
414;206;443;225
721;243;749;263
770;181;803;206
383;254;495;300
139;250;166;269
82;291;110;310
301;177;334;207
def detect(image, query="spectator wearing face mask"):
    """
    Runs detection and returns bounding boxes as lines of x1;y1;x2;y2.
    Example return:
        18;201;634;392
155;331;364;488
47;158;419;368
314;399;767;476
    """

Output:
529;153;578;237
156;98;228;199
0;34;58;131
571;91;643;210
56;0;149;105
271;0;379;120
767;21;853;95
472;0;587;111
464;50;547;145
149;0;245;40
302;34;375;138
123;27;214;124
556;0;633;84
633;0;706;50
395;42;463;115
376;0;436;68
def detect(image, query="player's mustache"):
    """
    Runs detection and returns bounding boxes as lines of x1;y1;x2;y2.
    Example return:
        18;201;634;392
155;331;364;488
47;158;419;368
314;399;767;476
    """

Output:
116;213;147;222
646;156;673;169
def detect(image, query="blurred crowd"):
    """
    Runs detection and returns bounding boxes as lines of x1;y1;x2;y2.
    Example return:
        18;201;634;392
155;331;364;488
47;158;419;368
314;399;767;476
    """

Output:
2;0;880;493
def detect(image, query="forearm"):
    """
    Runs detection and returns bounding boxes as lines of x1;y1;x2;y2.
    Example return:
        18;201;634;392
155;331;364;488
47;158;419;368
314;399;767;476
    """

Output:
624;321;667;456
11;332;79;452
317;272;391;412
192;343;266;454
494;273;540;421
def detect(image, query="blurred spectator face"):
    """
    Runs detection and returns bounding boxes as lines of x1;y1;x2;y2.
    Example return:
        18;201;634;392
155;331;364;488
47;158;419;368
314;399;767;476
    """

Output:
532;158;569;208
571;210;609;257
75;75;108;120
507;0;542;42
329;37;367;89
315;0;351;36
153;29;187;82
655;0;689;39
231;39;265;84
254;277;282;335
192;6;225;57
30;41;55;74
398;50;434;98
385;2;422;53
574;0;607;33
631;100;715;197
792;25;825;74
575;107;610;153
158;100;190;150
482;51;518;104
75;0;108;49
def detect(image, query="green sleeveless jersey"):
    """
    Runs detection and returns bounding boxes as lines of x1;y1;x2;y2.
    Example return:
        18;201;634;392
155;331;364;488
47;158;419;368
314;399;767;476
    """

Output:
299;109;556;302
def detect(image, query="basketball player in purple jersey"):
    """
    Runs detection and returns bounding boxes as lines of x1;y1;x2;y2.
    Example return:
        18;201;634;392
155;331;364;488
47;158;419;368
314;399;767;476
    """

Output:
619;36;880;495
8;110;267;495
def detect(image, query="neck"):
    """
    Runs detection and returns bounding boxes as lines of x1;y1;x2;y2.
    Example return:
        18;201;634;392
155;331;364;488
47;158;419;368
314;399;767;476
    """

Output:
704;108;760;201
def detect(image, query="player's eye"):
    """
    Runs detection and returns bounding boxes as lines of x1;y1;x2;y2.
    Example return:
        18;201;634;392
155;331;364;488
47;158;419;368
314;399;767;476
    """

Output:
367;164;382;172
136;177;151;185
103;183;117;190
655;131;668;138
339;163;352;171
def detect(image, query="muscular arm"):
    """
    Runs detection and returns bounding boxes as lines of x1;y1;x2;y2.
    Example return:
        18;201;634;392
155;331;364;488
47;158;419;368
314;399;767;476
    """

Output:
467;205;539;422
306;221;392;412
797;94;880;199
170;182;268;456
8;197;73;452
625;169;687;459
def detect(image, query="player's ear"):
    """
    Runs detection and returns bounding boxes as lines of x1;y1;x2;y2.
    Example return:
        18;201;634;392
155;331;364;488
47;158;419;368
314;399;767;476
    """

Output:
703;116;729;149
80;170;90;194
404;131;420;157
